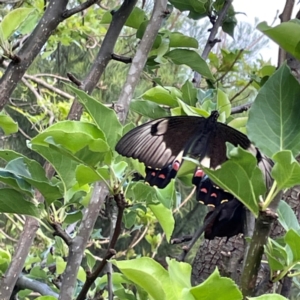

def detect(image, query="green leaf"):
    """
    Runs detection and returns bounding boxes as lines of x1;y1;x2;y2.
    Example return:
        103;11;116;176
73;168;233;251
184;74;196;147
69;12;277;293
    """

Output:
69;86;122;148
0;188;39;216
249;294;288;300
181;80;197;106
165;49;214;80
247;64;300;158
148;203;174;242
112;257;168;300
168;0;208;20
0;8;36;40
167;257;191;289
264;238;287;271
285;229;300;263
154;180;176;209
190;268;242;300
30;144;79;192
4;157;62;205
169;32;198;48
277;200;300;232
271;151;300;190
101;7;146;29
141;86;179;107
130;99;169;118
0;114;18;135
32;121;109;153
203;147;266;216
217;89;231;118
257;20;300;61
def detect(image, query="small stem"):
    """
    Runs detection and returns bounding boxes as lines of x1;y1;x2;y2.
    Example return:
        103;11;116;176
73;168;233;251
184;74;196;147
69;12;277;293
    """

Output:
262;181;278;210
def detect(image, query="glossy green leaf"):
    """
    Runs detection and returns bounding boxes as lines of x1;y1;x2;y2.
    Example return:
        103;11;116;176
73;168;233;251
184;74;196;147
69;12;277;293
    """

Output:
167;257;191;289
101;7;146;29
4;157;62;204
247;64;300;157
264;238;287;271
0;188;39;216
181;80;197;106
130;99;169;118
271;151;300;190
0;114;18;135
165;49;214;80
32;121;108;153
112;257;168;300
69;86;122;148
277;200;300;232
285;229;300;263
0;8;36;40
257;20;300;60
190;268;242;300
203;147;266;216
169;32;198;48
142;86;179;107
30;144;79;192
217;89;230;118
168;0;208;20
76;165;109;186
148;203;174;242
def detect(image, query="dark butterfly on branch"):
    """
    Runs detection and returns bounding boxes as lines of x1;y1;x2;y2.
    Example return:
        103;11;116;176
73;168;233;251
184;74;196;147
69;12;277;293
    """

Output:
116;111;273;239
116;111;266;189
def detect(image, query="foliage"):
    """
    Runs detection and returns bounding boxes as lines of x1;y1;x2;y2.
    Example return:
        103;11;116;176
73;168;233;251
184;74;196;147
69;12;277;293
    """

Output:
0;0;298;299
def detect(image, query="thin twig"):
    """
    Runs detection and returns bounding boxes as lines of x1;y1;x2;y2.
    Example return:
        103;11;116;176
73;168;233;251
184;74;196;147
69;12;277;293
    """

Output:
229;80;253;103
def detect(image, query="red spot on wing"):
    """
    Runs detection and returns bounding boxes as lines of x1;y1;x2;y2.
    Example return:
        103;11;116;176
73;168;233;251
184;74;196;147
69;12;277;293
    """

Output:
158;174;166;179
195;169;205;177
211;193;217;198
200;188;208;193
172;160;181;171
151;171;156;177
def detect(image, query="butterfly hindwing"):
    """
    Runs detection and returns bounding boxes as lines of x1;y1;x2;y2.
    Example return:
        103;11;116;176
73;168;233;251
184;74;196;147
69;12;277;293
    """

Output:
204;198;245;240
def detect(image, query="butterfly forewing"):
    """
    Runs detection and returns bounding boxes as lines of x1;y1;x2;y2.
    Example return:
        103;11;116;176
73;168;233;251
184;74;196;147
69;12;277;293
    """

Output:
116;116;205;169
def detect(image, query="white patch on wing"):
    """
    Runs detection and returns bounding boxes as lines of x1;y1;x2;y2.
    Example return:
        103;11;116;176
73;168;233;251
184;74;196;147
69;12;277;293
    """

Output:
200;156;211;168
155;120;168;135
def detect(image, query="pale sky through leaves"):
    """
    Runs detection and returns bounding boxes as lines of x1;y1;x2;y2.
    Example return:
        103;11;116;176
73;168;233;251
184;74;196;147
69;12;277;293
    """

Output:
234;0;299;64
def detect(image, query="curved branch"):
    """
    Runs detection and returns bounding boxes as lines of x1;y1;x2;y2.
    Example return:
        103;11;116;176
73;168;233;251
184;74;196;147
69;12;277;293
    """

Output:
193;0;234;86
116;0;169;124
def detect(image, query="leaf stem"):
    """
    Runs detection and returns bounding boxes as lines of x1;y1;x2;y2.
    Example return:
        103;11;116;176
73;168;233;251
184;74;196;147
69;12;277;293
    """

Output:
262;181;278;210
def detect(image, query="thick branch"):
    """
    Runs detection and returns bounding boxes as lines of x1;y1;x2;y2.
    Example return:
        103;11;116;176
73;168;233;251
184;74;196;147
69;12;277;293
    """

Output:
67;0;138;121
0;0;69;111
16;274;58;298
59;182;109;300
241;210;277;297
278;0;295;67
193;0;233;86
76;193;127;300
0;217;40;299
116;0;168;124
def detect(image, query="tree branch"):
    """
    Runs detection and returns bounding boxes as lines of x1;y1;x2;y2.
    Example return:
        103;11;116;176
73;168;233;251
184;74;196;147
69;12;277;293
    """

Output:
193;0;233;86
241;209;277;297
0;0;69;111
278;0;295;67
67;0;139;121
116;0;168;124
0;217;40;299
62;0;99;18
58;182;109;300
76;192;127;300
16;274;59;298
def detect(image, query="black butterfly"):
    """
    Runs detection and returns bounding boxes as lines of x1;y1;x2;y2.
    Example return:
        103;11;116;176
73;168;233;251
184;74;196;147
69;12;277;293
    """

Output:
116;111;273;239
116;111;259;190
